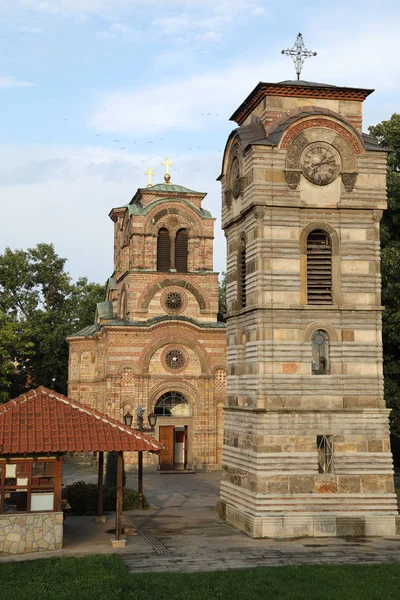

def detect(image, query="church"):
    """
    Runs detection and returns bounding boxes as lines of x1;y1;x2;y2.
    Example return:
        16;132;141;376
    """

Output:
217;36;398;537
66;164;226;471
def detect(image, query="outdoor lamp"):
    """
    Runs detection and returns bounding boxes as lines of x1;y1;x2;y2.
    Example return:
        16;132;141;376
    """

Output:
148;412;157;429
123;411;133;427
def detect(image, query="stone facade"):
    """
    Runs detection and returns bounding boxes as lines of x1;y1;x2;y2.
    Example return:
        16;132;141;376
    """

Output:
67;181;226;470
0;512;63;554
217;80;399;537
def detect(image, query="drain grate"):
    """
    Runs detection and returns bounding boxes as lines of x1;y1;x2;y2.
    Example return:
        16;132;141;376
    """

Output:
124;514;170;554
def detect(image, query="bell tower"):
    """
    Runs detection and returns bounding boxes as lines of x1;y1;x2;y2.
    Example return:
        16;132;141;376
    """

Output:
217;78;399;538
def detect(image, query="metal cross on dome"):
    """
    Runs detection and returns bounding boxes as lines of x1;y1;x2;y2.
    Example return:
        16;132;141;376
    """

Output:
281;33;317;81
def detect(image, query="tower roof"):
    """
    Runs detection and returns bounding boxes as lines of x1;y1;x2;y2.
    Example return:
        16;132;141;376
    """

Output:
230;80;374;126
148;183;203;194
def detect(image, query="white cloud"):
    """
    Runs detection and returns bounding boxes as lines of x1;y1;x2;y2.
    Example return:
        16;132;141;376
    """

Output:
7;0;267;16
90;21;400;136
0;76;34;89
90;60;283;135
18;26;42;33
0;144;226;283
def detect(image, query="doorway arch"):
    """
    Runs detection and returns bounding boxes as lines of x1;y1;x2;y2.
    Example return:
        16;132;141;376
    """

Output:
155;391;193;471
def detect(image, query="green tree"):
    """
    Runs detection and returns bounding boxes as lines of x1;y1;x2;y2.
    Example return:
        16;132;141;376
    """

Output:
218;272;227;322
0;243;105;401
369;114;400;436
0;313;32;402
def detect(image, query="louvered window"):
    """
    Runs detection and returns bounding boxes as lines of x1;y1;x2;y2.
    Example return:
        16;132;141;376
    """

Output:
307;230;332;304
157;228;171;271
175;228;188;273
239;242;246;308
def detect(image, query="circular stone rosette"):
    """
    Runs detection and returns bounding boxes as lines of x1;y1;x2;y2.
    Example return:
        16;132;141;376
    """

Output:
161;346;189;373
161;288;187;315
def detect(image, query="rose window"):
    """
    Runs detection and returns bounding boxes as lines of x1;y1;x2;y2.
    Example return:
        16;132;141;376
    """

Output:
165;349;185;369
166;291;182;310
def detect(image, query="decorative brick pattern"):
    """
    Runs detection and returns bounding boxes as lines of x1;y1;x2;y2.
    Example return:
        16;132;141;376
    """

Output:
121;368;134;388
280;118;362;153
67;181;226;470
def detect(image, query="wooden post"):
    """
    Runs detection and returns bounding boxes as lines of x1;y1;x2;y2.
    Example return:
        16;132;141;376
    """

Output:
138;450;143;509
54;455;63;512
115;451;123;540
97;451;104;519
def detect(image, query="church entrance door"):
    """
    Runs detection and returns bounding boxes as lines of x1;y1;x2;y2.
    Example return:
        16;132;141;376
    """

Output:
158;425;190;470
155;391;193;471
159;426;175;470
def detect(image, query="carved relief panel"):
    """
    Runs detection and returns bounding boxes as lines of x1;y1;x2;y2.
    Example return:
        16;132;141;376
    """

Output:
283;120;360;192
224;141;245;208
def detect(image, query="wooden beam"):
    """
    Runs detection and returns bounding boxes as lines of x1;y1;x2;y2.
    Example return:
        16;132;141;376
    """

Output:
115;451;123;540
97;451;104;518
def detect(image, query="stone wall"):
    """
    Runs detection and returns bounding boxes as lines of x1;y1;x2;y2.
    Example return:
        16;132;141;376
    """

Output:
218;81;398;537
0;512;63;554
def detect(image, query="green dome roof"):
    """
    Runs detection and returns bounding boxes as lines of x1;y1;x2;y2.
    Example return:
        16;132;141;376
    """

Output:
149;183;202;194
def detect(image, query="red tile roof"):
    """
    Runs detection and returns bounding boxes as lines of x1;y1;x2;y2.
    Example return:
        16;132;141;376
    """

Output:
0;387;163;455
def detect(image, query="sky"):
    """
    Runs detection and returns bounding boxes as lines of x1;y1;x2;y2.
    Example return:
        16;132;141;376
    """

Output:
1;0;400;285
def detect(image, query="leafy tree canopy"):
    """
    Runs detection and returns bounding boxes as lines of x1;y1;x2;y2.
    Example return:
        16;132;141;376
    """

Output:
218;272;227;322
0;243;104;401
369;114;400;436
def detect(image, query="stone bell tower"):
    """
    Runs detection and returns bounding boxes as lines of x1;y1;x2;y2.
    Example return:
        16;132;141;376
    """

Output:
217;77;399;538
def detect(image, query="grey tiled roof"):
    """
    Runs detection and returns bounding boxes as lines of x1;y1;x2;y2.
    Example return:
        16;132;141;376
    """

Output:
68;315;225;338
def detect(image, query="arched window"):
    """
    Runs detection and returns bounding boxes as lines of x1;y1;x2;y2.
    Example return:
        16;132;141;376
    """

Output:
119;289;127;319
307;229;332;304
175;228;188;273
154;391;192;417
311;329;329;375
157;228;171;271
239;239;246;308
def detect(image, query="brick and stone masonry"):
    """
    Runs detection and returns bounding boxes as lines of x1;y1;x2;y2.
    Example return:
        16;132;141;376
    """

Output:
67;181;226;471
217;80;399;537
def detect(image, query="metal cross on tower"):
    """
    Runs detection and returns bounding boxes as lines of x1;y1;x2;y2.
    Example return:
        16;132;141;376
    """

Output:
144;166;155;187
281;33;317;81
162;157;173;184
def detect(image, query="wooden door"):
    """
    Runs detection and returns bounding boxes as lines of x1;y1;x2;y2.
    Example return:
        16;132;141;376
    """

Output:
184;425;188;469
159;426;175;470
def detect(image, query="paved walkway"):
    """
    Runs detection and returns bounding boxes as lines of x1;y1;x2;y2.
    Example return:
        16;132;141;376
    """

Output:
2;463;400;571
121;470;400;573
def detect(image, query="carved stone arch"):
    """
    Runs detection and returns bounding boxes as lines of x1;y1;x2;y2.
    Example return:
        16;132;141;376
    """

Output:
282;117;360;191
304;321;339;343
117;362;138;375
148;380;202;414
141;336;209;375
300;222;340;305
138;279;208;311
212;364;227;376
145;204;203;238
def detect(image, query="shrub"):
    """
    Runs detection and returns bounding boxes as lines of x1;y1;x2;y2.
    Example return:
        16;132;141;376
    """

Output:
63;481;147;515
104;452;126;488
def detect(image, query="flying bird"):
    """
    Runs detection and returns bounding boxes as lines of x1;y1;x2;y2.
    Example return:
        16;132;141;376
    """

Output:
113;139;121;143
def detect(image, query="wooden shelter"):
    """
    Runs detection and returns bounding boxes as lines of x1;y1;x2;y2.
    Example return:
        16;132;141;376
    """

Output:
0;387;162;555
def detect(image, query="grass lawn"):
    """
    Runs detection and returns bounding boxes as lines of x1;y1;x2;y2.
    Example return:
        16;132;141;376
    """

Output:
1;555;400;600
